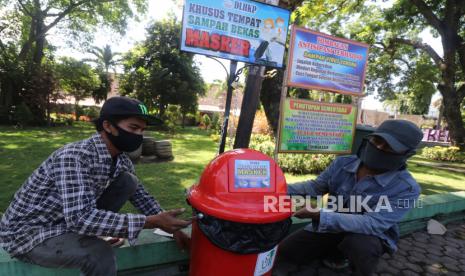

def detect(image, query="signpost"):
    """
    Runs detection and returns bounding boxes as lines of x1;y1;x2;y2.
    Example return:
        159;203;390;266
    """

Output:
181;0;290;153
179;1;369;156
286;26;369;96
181;0;290;68
275;25;369;157
278;98;357;153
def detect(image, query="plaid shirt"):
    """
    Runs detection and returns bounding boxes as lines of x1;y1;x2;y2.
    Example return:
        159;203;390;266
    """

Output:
0;133;162;256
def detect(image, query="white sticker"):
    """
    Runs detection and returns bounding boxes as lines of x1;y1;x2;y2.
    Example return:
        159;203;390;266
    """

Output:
254;245;278;276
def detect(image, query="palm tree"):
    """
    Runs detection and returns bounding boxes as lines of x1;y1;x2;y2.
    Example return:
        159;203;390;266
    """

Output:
86;45;120;74
84;45;121;103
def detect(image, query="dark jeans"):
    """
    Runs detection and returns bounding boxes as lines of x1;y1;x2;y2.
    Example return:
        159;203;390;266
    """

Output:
17;172;139;276
275;229;384;276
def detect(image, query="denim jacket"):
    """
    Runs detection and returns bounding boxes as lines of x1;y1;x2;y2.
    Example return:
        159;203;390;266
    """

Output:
288;155;420;252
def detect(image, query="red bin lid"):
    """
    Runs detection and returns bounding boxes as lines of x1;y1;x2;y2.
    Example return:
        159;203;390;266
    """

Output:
188;149;292;224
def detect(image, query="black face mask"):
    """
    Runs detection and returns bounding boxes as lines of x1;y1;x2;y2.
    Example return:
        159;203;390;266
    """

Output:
106;124;143;152
358;140;409;173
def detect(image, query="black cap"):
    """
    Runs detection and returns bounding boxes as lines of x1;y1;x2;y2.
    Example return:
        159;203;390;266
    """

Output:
99;96;162;125
368;120;423;153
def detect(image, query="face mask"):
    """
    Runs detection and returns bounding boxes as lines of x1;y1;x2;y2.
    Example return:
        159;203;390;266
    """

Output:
358;140;408;172
106;124;143;152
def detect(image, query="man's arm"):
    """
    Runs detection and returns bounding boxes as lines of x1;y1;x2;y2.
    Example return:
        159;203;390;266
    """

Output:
317;186;420;235
129;181;163;216
287;158;339;196
52;155;146;244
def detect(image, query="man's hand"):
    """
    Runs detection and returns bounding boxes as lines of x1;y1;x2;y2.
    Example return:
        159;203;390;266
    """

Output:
144;208;192;233
293;207;320;221
173;230;191;251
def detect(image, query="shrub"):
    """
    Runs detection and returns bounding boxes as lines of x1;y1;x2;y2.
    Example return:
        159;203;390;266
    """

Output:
80;106;100;120
210;133;221;142
201;114;211;129
210;113;221;132
184;113;197;126
11;103;35;126
279;154;335;174
51;113;74;126
252;110;272;135
164;105;181;133
421;146;465;162
249;134;335;174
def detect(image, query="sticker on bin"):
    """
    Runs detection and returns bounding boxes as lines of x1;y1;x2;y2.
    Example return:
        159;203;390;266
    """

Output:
234;160;271;189
254;245;278;276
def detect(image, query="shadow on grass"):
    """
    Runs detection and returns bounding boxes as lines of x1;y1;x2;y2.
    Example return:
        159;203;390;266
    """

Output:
408;163;465;181
121;161;209;218
417;180;464;195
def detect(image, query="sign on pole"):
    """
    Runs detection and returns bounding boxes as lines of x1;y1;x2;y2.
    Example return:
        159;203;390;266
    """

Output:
286;26;369;95
278;98;357;154
181;0;290;68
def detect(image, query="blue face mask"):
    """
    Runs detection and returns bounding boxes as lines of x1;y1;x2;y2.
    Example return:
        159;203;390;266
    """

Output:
106;124;143;153
358;140;409;172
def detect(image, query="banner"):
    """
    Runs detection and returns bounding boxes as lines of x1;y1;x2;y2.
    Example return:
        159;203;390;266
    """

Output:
287;26;369;95
181;0;290;68
278;98;357;153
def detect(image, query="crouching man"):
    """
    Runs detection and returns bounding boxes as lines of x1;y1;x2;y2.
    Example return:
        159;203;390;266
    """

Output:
275;120;424;276
0;97;191;276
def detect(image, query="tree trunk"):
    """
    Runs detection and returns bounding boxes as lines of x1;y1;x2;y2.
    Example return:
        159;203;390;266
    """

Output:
441;91;465;149
258;0;304;138
33;15;46;65
436;102;443;130
260;68;284;137
75;99;80;122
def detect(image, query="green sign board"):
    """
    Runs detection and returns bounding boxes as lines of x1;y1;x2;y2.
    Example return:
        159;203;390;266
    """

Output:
278;98;357;153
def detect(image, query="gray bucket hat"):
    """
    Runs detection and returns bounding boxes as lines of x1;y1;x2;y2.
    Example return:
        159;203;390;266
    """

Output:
368;120;423;153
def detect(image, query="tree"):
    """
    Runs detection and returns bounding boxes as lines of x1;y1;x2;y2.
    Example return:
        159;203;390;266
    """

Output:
85;44;121;103
260;0;465;149
0;0;147;124
377;0;465;149
55;57;100;120
120;18;205;120
259;0;360;135
86;44;121;74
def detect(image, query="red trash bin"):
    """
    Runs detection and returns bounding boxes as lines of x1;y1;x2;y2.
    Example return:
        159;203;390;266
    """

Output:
188;149;292;276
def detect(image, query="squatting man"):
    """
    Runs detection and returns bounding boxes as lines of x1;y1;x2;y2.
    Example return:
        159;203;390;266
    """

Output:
274;119;424;276
0;97;192;276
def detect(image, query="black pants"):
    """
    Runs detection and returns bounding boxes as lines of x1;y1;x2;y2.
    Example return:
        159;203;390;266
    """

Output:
18;172;139;276
275;229;384;276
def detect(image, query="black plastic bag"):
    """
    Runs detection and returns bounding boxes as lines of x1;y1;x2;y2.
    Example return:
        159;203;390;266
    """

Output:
195;210;292;254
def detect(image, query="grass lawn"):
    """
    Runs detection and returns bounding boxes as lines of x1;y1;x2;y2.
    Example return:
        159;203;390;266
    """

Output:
1;123;464;215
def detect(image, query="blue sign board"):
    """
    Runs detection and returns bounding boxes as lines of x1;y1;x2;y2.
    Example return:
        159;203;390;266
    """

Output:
287;26;370;95
181;0;290;68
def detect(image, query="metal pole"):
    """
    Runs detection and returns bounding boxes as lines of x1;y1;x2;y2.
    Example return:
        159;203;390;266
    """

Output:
218;61;238;154
274;67;288;161
233;0;280;149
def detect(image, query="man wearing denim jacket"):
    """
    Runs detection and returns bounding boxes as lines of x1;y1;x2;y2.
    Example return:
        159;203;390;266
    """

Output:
275;120;424;276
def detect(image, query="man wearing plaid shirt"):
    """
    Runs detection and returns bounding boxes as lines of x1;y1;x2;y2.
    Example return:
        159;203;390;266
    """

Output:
0;97;191;275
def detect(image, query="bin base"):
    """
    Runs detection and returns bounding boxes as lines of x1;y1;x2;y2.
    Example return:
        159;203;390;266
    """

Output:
189;222;275;276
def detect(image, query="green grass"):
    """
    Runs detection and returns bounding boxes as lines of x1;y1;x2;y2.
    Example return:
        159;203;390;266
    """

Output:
0;123;464;215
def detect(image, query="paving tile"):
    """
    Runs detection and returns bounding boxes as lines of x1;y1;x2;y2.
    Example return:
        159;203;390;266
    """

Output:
440;256;459;265
286;222;465;275
401;269;420;276
404;262;423;273
442;261;460;272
